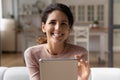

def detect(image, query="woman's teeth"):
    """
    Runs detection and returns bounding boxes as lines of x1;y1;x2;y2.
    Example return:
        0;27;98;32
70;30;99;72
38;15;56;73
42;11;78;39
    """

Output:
53;33;63;37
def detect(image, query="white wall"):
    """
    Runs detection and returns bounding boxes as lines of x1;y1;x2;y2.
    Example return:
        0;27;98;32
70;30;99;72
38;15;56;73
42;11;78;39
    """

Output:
114;30;120;52
113;2;120;25
0;0;2;18
113;1;120;52
0;0;2;53
1;19;16;51
2;0;13;18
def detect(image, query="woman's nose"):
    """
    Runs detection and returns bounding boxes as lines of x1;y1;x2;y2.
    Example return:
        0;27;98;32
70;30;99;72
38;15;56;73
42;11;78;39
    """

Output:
55;24;61;30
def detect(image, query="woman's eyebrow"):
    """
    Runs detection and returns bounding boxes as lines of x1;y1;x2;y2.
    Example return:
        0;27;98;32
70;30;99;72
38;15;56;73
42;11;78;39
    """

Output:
62;20;68;22
50;20;56;22
49;20;68;22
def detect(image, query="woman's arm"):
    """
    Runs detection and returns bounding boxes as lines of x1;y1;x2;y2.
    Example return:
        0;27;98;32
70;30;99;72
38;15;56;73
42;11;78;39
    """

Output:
24;48;40;80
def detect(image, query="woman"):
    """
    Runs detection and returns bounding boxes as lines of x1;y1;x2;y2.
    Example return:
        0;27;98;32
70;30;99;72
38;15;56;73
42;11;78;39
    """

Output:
24;3;90;80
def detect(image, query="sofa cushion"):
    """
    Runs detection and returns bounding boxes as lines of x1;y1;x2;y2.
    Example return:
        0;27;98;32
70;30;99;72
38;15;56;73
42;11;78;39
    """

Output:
3;67;29;80
91;68;120;80
0;67;8;80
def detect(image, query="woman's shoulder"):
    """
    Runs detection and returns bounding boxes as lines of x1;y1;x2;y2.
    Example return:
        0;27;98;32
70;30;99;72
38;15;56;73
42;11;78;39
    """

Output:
24;44;45;55
66;43;88;55
25;44;45;51
66;43;88;59
67;43;87;51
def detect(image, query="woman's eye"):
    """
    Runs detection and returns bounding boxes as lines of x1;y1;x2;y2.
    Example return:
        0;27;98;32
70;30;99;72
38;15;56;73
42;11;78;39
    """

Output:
49;22;56;25
61;23;67;26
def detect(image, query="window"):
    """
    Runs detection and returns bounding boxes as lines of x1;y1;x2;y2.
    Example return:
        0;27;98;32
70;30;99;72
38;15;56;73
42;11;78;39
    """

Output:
78;5;85;22
87;5;94;21
97;5;104;21
0;0;2;19
68;4;105;26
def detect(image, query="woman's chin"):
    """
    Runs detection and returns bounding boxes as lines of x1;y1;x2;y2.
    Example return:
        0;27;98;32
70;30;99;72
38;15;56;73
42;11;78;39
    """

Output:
50;35;66;43
52;38;64;43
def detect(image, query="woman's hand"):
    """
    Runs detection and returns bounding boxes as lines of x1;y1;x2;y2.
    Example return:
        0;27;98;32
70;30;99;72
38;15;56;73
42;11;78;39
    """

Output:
75;55;90;80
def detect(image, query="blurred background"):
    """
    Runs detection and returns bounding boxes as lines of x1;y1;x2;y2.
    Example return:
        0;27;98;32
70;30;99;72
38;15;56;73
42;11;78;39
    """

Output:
0;0;120;67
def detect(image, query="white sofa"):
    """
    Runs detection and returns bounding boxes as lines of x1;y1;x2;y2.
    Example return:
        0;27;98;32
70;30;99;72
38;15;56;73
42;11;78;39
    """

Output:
0;67;29;80
0;66;120;80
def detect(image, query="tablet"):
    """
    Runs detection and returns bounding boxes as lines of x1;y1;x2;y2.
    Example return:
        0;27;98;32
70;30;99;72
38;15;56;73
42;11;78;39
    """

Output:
39;59;78;80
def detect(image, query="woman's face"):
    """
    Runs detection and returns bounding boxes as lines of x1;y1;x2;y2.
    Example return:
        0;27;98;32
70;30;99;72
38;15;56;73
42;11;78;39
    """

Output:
42;10;70;44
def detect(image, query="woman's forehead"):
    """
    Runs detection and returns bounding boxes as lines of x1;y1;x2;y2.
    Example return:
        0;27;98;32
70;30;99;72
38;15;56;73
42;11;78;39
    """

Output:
47;10;68;22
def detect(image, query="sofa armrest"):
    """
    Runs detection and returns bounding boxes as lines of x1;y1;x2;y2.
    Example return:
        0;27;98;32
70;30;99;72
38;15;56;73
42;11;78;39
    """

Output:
0;67;8;80
3;67;29;80
91;68;120;80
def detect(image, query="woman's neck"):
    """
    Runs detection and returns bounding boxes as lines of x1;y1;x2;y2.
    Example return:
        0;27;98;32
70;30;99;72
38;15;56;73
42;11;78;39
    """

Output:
46;42;66;55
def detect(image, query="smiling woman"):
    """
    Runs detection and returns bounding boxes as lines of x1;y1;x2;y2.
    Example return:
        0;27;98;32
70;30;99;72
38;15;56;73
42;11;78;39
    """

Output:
24;3;90;80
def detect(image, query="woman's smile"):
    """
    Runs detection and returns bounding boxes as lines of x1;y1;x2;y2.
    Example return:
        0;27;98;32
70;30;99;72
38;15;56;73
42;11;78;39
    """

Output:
52;32;64;41
52;32;64;37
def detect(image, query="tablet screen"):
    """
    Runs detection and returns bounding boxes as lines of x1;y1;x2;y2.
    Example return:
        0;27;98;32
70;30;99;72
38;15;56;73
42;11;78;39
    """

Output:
39;59;78;80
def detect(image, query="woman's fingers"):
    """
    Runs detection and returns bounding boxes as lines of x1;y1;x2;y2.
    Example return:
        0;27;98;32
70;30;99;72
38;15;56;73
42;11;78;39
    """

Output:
80;60;90;75
74;54;85;61
78;59;85;67
78;59;90;79
75;54;90;80
74;55;88;67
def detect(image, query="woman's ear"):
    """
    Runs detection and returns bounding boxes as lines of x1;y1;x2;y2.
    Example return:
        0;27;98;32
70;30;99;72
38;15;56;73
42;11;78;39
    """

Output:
42;22;46;32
